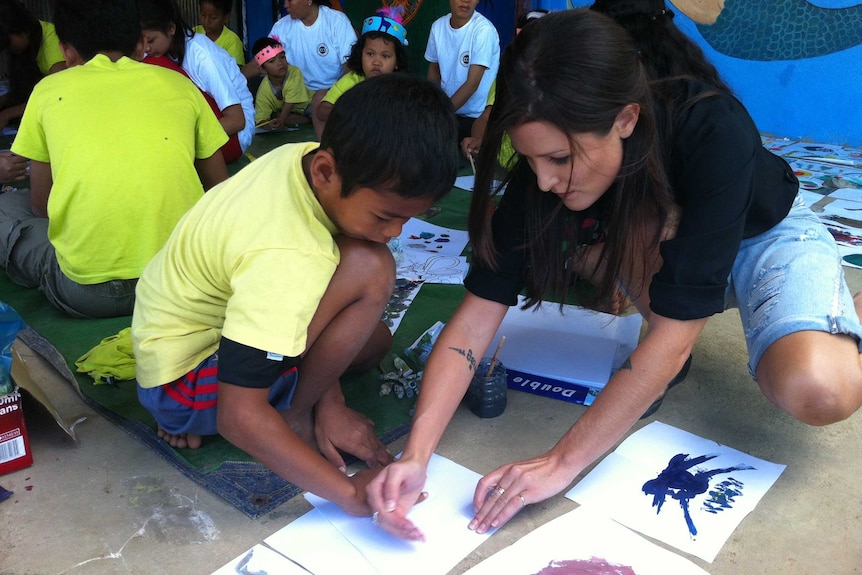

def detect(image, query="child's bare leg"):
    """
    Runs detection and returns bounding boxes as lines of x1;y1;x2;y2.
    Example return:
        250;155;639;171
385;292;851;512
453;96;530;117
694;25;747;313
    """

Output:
281;235;395;468
311;89;329;140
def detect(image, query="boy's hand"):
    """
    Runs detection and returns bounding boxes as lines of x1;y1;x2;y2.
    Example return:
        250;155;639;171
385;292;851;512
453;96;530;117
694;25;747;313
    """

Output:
340;467;382;516
315;400;394;471
0;152;28;183
460;137;481;158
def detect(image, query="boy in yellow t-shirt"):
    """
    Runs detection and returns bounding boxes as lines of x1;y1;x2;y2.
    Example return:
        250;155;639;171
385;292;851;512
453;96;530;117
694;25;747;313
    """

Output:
252;37;313;129
133;75;459;518
0;0;228;319
194;0;244;66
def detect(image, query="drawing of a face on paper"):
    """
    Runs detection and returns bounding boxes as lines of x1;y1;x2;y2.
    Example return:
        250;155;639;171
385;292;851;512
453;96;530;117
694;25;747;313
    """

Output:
400;255;466;284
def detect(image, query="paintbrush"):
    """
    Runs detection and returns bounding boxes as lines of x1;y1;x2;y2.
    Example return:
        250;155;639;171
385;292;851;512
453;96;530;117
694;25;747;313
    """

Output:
468;152;476;176
486;336;506;378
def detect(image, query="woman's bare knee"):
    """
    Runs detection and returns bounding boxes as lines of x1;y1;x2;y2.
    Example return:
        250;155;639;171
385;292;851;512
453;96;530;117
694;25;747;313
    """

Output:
757;333;862;425
760;367;861;425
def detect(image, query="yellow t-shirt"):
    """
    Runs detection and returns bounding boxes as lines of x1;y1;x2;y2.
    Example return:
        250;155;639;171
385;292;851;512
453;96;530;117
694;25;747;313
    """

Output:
133;142;341;387
36;21;64;75
484;78;516;169
11;54;227;285
193;25;245;66
254;67;313;123
321;71;364;106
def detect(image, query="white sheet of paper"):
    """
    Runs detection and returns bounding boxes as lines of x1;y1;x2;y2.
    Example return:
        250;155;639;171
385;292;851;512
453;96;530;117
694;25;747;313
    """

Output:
487;297;642;389
566;422;785;562
399;218;469;256
304;454;493;575
453;175;504;192
825;187;862;202
820;198;862;220
211;543;309;574
463;506;710;575
264;509;380;575
801;189;826;208
454;175;476;191
398;252;469;284
397;219;471;284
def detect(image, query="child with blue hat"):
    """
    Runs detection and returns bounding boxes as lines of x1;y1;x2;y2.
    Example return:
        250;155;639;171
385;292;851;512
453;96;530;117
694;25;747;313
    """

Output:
315;7;410;135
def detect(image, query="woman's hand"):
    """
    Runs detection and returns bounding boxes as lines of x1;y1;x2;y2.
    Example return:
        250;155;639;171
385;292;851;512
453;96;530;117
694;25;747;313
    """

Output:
366;457;430;541
468;449;574;534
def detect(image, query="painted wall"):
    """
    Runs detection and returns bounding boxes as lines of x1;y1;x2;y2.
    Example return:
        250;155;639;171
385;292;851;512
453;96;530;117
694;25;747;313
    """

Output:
564;0;862;147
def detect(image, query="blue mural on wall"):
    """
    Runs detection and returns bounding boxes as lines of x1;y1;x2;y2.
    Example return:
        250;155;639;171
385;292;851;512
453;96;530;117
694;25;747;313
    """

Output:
693;0;862;61
566;0;862;146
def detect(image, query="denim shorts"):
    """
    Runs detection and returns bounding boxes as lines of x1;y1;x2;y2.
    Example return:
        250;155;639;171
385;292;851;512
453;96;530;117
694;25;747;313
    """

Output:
726;193;862;377
137;352;299;436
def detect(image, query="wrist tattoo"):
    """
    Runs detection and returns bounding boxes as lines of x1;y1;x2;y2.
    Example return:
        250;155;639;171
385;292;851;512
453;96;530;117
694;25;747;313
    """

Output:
449;347;478;372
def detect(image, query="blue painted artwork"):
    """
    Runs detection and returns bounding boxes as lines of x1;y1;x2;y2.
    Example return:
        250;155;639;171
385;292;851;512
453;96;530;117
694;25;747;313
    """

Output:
702;478;746;514
696;0;862;61
642;453;754;537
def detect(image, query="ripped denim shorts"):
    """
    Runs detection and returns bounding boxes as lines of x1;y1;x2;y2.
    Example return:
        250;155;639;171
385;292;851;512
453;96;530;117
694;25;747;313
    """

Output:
726;193;862;377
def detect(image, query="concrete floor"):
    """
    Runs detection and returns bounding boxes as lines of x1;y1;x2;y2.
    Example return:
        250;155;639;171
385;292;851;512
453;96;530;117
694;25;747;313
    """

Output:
1;273;861;575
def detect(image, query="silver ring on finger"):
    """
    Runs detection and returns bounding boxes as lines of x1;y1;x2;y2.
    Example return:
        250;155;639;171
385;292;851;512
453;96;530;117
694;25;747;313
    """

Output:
495;485;506;497
518;494;527;508
372;511;380;525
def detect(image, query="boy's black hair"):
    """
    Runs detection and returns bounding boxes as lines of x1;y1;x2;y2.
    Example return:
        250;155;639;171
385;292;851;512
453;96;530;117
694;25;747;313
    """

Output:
321;74;458;202
53;0;141;61
251;36;280;59
199;0;233;15
344;31;409;75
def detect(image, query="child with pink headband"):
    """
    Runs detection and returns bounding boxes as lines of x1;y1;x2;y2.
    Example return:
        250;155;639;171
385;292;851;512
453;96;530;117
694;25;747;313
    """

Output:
252;37;314;130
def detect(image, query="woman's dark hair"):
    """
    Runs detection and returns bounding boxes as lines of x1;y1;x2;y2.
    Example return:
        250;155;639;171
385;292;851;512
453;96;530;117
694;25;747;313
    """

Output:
0;0;43;104
139;0;194;64
344;31;409;75
471;8;674;309
590;0;731;93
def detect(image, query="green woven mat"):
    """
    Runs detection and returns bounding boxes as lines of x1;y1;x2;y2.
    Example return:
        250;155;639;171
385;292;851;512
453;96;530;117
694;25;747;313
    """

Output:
1;148;473;515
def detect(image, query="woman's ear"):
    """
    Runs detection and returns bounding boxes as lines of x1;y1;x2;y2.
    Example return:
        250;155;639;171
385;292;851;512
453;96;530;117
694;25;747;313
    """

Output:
616;103;641;139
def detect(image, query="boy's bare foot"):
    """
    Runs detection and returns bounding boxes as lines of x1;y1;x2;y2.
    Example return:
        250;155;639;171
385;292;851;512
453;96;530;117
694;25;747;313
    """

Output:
157;427;202;449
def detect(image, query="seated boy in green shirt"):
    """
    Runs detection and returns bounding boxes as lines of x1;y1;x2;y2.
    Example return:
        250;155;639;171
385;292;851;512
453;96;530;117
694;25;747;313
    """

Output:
133;74;459;516
0;0;227;319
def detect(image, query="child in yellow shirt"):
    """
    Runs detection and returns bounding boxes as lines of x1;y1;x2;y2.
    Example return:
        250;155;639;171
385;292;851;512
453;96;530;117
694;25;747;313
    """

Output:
252;37;313;129
193;0;244;66
315;9;409;138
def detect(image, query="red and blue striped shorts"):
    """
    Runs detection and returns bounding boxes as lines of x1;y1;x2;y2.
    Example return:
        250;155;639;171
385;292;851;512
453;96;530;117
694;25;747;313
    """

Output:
137;352;298;436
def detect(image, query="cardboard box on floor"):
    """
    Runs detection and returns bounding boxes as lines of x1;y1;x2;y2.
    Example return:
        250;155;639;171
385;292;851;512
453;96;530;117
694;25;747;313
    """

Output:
0;348;77;476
